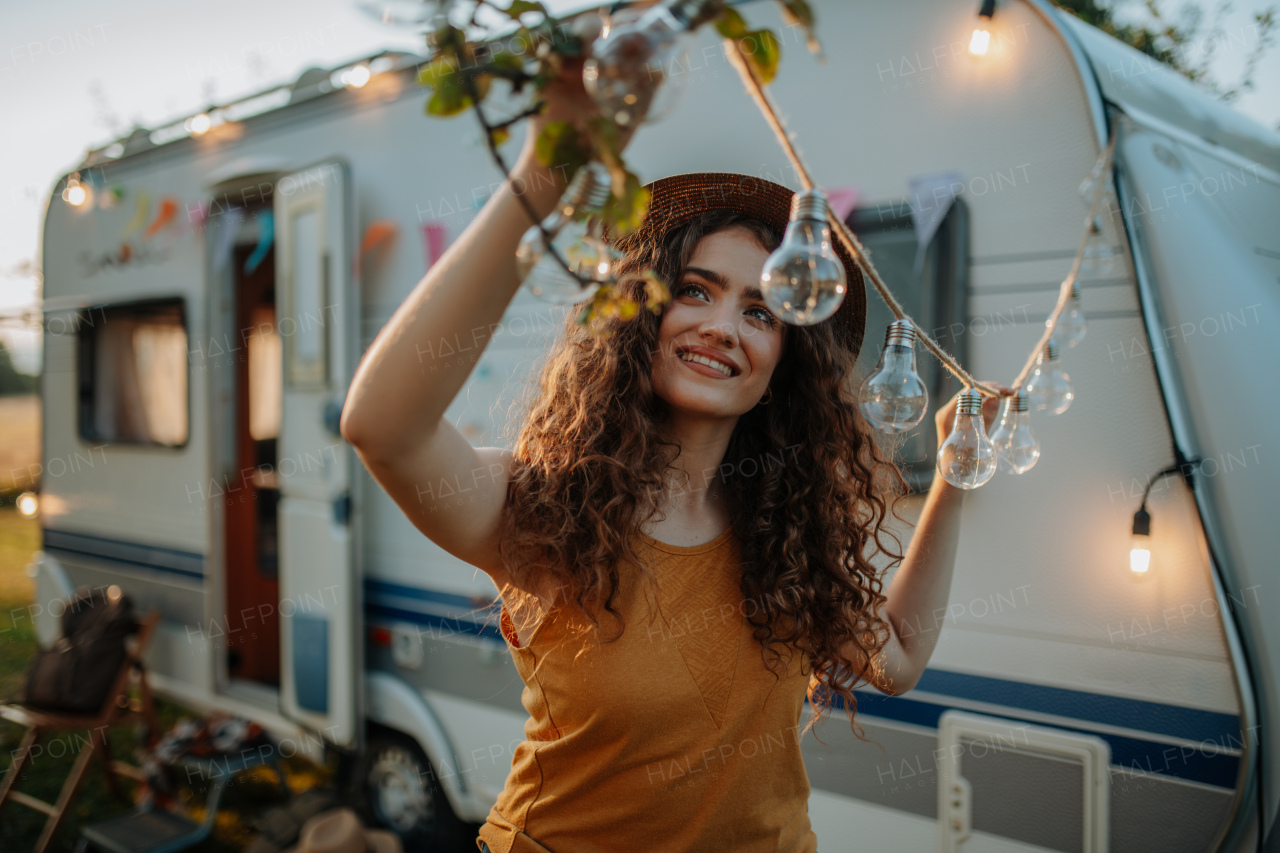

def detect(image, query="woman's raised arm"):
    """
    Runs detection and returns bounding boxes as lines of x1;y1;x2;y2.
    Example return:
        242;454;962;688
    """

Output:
340;57;609;577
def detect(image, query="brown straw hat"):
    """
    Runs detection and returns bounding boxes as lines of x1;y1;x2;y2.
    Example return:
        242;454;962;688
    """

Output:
282;808;401;853
609;172;867;360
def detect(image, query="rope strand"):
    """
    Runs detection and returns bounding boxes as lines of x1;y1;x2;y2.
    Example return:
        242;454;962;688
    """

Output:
726;36;1116;400
724;37;999;397
1011;129;1118;390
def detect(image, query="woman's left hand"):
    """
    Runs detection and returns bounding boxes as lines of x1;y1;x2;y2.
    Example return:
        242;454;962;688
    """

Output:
934;381;1013;451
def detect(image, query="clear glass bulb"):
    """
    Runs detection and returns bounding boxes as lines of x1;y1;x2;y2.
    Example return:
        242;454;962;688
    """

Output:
858;320;928;434
1052;281;1087;347
759;190;847;325
1079;222;1123;279
937;389;997;490
988;390;1040;474
582;0;719;127
1079;170;1119;219
1024;340;1073;415
515;162;612;304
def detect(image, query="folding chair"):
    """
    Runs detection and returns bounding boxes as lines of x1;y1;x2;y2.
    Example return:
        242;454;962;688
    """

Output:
73;749;290;853
0;610;161;853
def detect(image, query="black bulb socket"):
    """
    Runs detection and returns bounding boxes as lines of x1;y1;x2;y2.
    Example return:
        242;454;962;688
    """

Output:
1131;506;1151;537
978;0;997;19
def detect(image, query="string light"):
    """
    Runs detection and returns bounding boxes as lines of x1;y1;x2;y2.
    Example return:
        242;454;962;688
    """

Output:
186;112;212;135
760;189;847;325
1080;221;1123;279
1130;506;1152;575
858;320;929;433
515;161;615;303
969;0;996;56
342;64;372;88
1024;339;1073;415
456;3;1123;490
988;390;1039;474
937;389;997;489
1053;281;1087;347
62;174;89;207
583;0;723;127
1128;464;1193;577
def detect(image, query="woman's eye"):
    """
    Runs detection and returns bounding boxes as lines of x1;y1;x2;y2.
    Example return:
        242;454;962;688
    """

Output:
678;283;776;327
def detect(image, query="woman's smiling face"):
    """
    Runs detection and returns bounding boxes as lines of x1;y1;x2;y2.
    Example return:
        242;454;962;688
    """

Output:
651;226;786;418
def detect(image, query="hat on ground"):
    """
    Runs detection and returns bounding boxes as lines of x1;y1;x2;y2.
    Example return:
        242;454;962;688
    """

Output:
610;172;867;361
282;808;401;853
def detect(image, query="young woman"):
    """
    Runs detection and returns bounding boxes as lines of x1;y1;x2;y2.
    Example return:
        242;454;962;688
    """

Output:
340;57;1006;853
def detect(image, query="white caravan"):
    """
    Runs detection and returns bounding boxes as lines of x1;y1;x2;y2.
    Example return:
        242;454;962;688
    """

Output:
28;0;1279;850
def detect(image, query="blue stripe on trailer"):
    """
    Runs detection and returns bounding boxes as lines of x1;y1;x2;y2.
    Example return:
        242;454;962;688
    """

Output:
365;602;506;643
365;578;486;610
848;690;1241;789
915;668;1241;745
42;528;205;581
363;578;1246;790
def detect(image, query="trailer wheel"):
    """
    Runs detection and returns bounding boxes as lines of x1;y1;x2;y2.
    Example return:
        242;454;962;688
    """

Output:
360;732;454;846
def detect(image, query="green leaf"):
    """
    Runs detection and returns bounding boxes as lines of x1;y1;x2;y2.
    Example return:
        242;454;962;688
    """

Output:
417;55;456;89
534;121;591;175
778;0;814;32
777;0;823;56
420;51;492;117
602;170;650;237
505;0;545;18
742;29;781;85
426;86;470;116
714;7;750;39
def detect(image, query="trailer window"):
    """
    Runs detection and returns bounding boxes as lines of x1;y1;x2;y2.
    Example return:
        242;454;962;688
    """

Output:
847;198;969;491
77;298;188;447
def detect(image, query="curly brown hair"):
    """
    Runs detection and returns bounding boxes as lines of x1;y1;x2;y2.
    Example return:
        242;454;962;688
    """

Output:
495;208;908;742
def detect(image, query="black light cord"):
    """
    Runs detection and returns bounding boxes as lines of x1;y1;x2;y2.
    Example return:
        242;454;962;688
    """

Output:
978;0;996;19
1132;457;1201;536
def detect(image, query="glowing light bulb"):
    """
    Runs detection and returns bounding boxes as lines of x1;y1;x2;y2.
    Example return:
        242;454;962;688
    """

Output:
515;162;613;304
186;113;212;135
1052;281;1087;347
582;0;721;127
937;389;997;490
343;64;372;87
969;0;995;55
1079;221;1123;279
759;190;846;325
1024;339;1073;415
62;177;88;207
16;491;39;518
858;320;929;433
1130;506;1152;575
988;390;1039;474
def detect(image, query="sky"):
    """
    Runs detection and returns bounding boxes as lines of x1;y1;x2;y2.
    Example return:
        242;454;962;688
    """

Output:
1;0;1277;374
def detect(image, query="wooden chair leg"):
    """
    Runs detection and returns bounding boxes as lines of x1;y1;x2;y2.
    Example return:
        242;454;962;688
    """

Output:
97;728;129;802
34;732;98;853
0;725;40;808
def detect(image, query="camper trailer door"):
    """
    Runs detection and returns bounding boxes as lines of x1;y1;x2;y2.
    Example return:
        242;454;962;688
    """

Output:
273;160;361;750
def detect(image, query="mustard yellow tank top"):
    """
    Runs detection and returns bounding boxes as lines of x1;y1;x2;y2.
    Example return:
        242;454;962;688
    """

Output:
477;524;818;853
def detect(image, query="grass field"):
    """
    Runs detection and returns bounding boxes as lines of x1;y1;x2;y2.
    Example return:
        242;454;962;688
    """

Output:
0;394;40;497
0;507;335;852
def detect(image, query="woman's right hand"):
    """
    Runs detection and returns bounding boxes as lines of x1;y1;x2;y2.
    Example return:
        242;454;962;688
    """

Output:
514;30;642;181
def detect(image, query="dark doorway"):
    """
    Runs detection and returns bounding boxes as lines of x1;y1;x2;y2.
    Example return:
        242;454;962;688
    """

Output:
224;239;281;686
